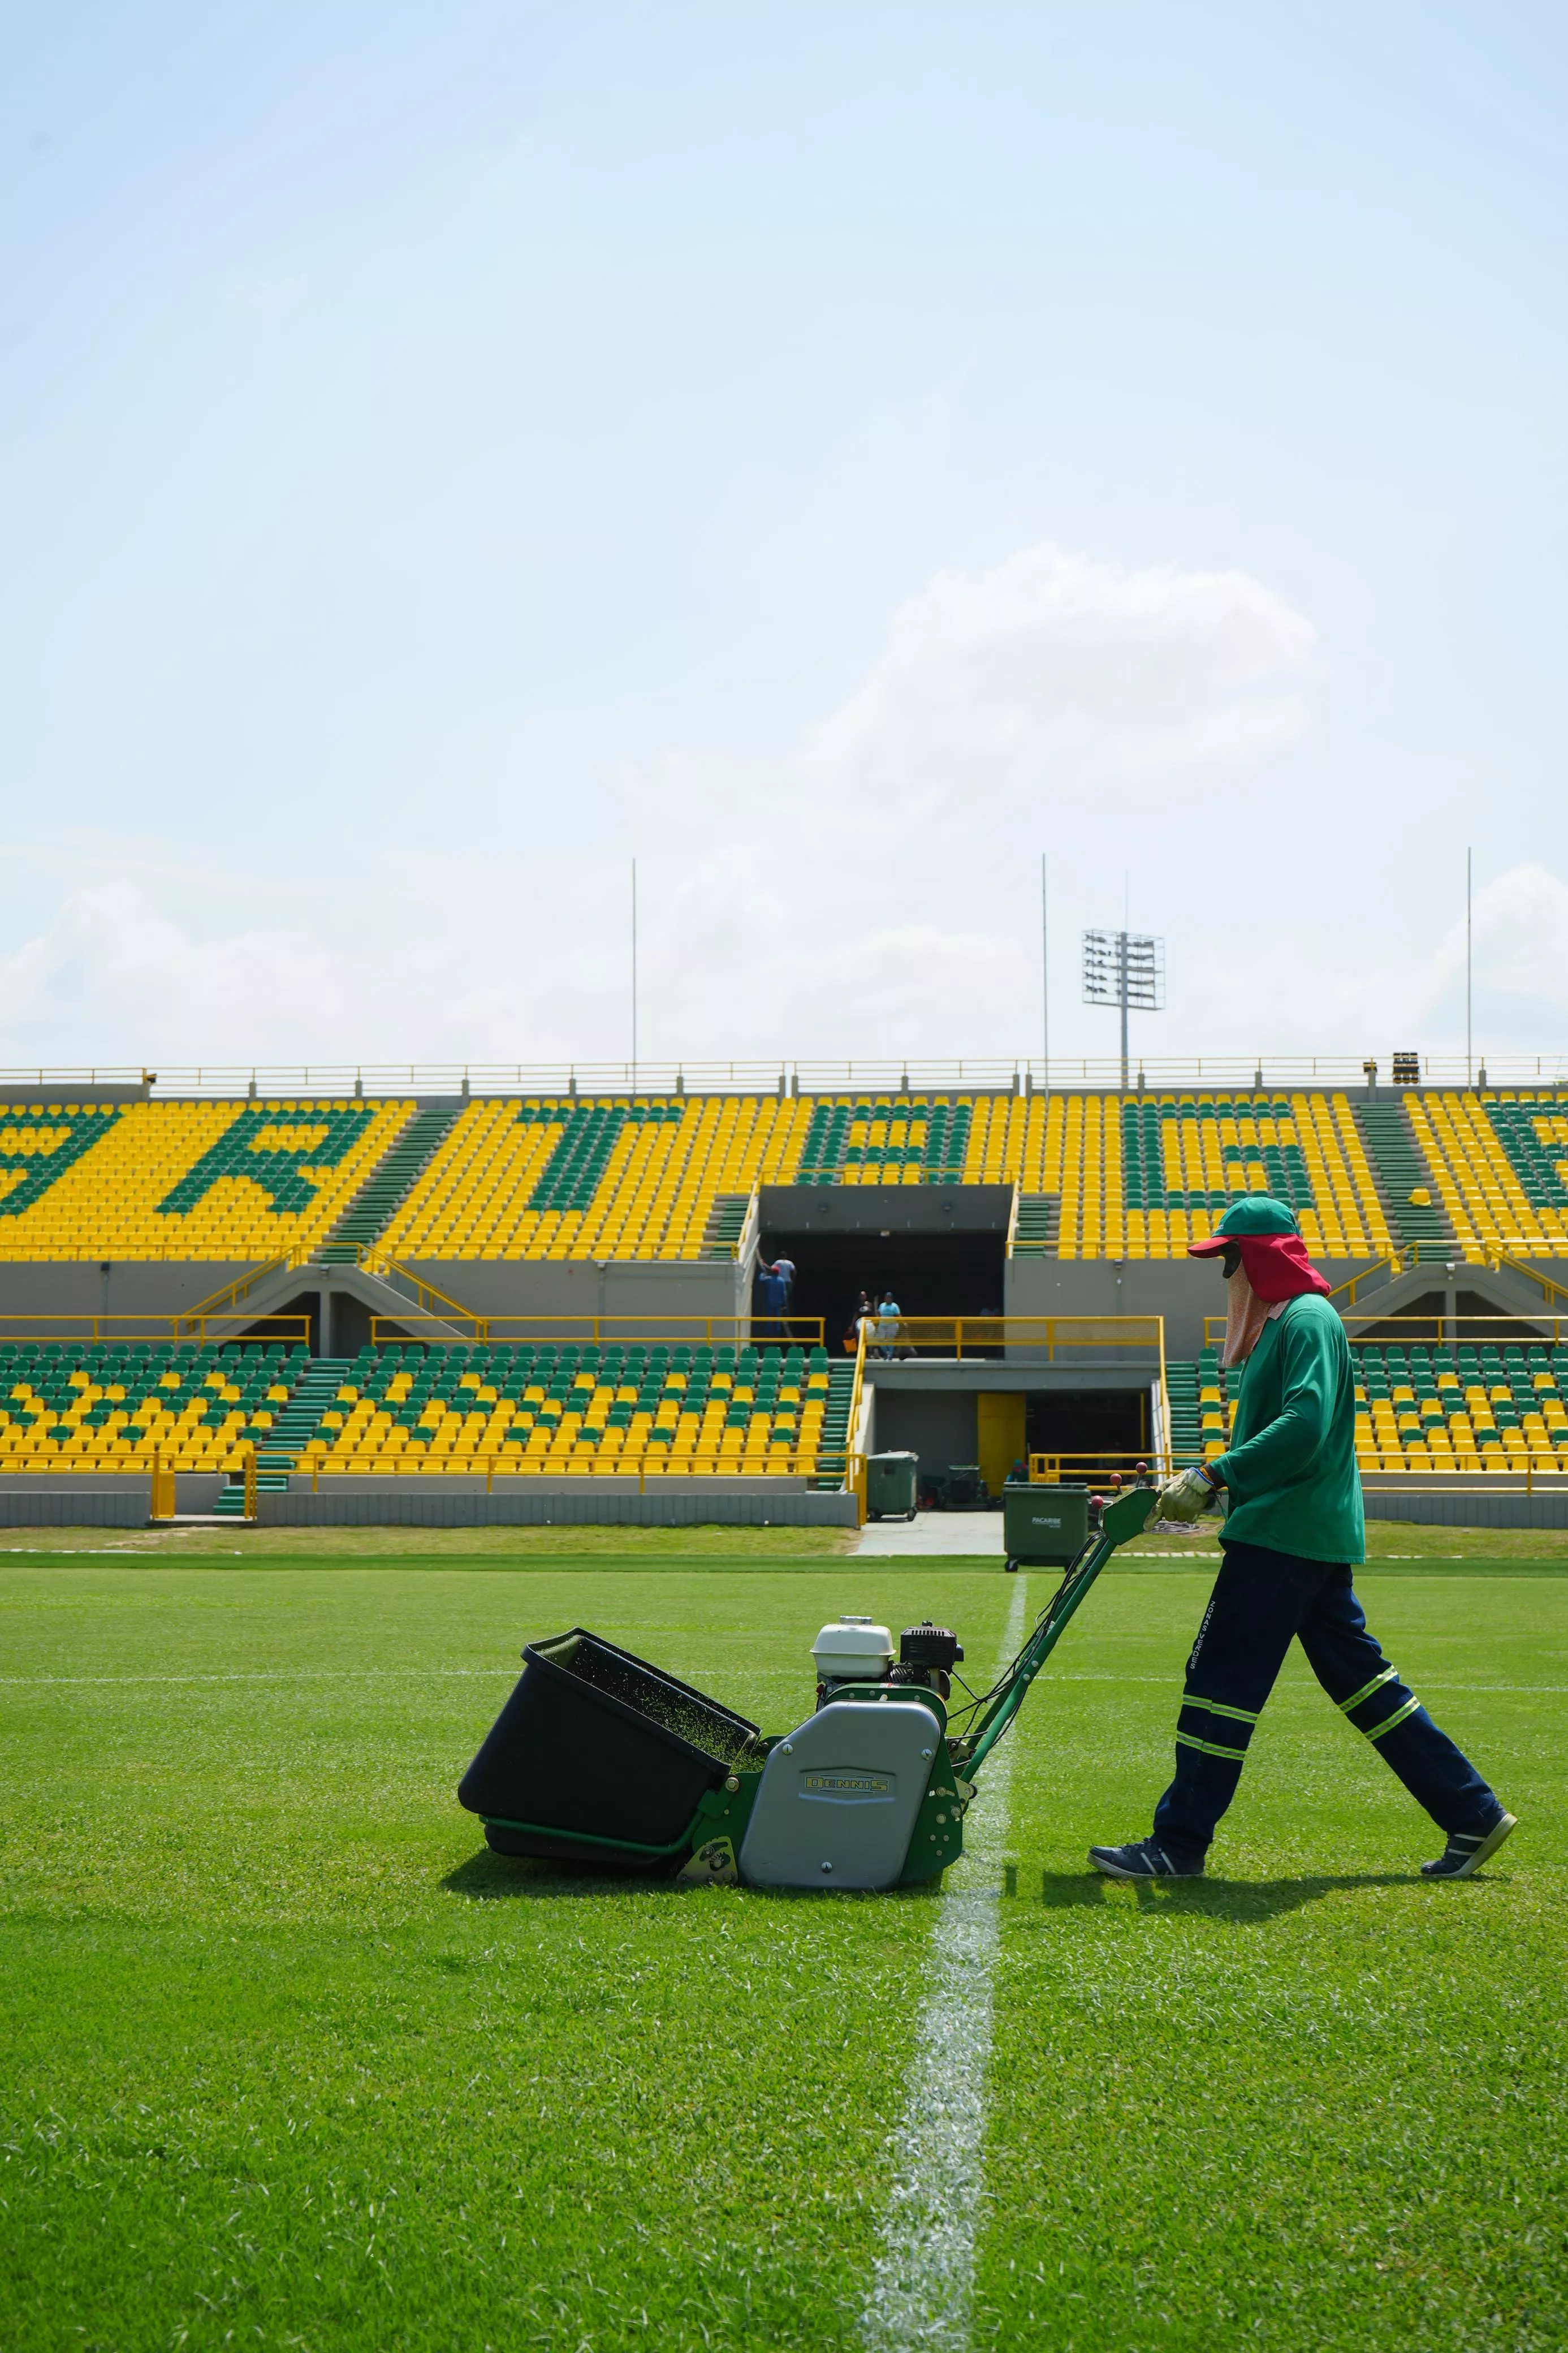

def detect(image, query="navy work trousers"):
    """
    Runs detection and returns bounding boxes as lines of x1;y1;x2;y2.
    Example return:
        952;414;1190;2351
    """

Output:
1151;1539;1500;1864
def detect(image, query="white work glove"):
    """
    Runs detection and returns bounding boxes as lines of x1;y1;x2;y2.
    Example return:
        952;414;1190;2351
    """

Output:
1156;1466;1219;1524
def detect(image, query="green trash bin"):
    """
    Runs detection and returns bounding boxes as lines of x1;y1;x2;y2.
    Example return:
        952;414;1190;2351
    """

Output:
1003;1483;1089;1572
865;1451;918;1521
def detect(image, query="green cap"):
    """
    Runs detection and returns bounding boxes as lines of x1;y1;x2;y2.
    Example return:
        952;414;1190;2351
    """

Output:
1188;1195;1301;1256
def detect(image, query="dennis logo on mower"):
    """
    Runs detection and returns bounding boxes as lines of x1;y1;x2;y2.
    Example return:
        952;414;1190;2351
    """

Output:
801;1770;895;1802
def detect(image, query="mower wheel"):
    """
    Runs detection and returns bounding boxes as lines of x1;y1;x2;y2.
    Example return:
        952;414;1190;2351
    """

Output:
1005;1556;1018;1574
906;1507;917;1522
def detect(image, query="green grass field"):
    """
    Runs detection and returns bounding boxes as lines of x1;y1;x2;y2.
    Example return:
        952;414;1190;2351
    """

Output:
3;1554;1563;2350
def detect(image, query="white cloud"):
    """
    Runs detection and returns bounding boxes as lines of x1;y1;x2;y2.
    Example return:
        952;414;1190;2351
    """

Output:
802;542;1315;828
1464;864;1568;1020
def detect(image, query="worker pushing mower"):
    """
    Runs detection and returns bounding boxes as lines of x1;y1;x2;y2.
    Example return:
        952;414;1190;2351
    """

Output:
1089;1195;1517;1883
457;1195;1514;1890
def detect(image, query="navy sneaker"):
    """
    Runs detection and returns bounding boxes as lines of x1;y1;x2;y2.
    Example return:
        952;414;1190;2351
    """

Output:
1088;1838;1203;1880
1421;1812;1517;1879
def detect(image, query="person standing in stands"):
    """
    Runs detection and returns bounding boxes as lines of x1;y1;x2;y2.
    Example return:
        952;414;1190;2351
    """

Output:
876;1290;902;1360
769;1250;797;1341
1090;1196;1517;1883
756;1258;788;1347
845;1290;874;1354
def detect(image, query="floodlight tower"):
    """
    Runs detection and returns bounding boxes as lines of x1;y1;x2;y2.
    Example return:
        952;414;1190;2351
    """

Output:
1082;928;1165;1089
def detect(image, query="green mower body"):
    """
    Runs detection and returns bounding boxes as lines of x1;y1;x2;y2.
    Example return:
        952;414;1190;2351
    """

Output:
459;1488;1155;1890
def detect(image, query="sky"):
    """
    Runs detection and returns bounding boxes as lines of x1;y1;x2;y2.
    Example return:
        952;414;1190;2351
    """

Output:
3;1;1566;1079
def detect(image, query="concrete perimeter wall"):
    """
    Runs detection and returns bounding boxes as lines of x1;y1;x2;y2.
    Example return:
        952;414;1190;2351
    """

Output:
0;1471;222;1513
0;1263;258;1317
258;1485;856;1528
0;1490;148;1526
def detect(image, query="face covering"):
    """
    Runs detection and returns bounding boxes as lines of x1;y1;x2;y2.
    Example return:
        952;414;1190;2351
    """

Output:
1222;1262;1272;1367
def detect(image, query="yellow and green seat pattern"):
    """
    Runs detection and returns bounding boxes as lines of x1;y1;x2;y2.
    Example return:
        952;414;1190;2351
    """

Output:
1170;1338;1568;1476
5;1087;1566;1268
0;1341;307;1471
0;1100;409;1261
1405;1091;1568;1256
301;1341;854;1479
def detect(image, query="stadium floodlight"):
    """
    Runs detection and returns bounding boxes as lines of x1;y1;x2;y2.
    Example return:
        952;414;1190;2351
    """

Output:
1082;929;1165;1089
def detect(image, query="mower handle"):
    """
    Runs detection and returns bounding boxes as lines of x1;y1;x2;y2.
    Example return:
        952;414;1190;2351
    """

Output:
957;1485;1157;1774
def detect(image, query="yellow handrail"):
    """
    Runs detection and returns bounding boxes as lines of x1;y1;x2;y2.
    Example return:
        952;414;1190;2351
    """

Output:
1204;1311;1568;1348
1489;1249;1568;1309
352;1248;482;1325
1324;1254;1404;1308
844;1315;870;1520
179;1251;308;1328
866;1315;1164;1361
368;1312;828;1347
0;1313;311;1343
1027;1451;1172;1480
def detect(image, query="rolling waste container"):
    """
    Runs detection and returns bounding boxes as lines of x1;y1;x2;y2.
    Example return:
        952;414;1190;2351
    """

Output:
458;1628;760;1863
1004;1483;1090;1572
865;1450;918;1520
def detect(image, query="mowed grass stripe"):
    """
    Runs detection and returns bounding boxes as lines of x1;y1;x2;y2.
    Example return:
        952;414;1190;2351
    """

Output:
975;1570;1568;2351
863;1577;1028;2352
0;1565;1018;2351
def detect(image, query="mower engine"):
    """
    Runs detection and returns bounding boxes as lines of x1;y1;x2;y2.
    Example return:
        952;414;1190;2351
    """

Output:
812;1614;964;1708
891;1618;964;1703
736;1612;970;1891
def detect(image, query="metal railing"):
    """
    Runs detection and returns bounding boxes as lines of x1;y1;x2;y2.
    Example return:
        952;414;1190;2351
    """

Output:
2;1055;1565;1100
1203;1312;1568;1350
180;1253;308;1325
862;1314;1165;1365
367;1312;826;1348
351;1249;482;1326
844;1318;871;1521
1489;1251;1568;1310
1324;1255;1405;1307
1026;1451;1172;1483
0;1313;311;1344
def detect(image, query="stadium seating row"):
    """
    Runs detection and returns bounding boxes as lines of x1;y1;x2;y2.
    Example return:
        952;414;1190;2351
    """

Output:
1168;1342;1568;1475
295;1341;854;1475
2;1336;1561;1480
0;1090;1562;1265
0;1341;308;1470
1405;1092;1568;1257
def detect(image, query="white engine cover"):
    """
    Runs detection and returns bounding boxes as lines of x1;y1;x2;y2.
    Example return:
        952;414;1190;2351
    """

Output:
738;1696;941;1891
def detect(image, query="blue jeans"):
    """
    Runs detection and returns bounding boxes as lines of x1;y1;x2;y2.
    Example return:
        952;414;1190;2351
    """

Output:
1152;1539;1502;1864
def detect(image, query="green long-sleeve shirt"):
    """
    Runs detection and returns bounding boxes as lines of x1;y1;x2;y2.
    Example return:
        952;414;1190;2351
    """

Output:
1210;1293;1364;1564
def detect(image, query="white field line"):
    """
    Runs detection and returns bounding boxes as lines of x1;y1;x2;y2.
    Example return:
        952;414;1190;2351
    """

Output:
861;1576;1028;2353
0;1667;516;1686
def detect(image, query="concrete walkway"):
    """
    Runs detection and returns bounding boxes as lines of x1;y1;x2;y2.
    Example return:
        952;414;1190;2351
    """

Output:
854;1510;1005;1557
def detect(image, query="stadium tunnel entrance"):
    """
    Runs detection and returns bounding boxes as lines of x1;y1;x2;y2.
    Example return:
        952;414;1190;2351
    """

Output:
762;1229;1007;1348
757;1182;1015;1349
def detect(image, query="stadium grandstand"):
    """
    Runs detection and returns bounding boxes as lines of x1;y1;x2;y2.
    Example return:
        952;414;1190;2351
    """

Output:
0;1063;1563;1527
